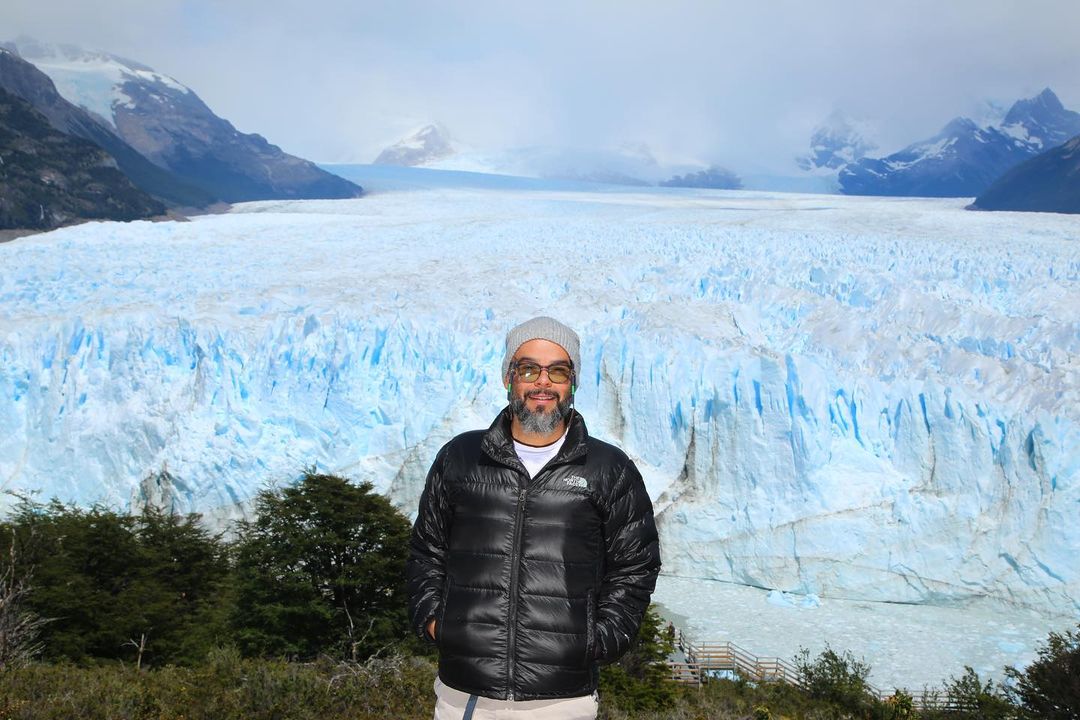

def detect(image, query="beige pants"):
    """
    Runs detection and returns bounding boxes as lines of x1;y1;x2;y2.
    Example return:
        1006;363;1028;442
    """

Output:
433;677;598;720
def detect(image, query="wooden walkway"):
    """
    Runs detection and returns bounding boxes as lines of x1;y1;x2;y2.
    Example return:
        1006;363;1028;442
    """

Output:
668;635;965;710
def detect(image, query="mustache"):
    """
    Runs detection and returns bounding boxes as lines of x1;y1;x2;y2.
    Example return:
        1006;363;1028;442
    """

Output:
525;389;561;398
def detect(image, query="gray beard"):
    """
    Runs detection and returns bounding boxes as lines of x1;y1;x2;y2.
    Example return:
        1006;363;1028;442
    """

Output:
510;393;572;436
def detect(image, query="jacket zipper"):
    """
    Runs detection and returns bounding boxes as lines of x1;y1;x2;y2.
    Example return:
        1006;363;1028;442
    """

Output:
506;479;527;701
490;416;583;701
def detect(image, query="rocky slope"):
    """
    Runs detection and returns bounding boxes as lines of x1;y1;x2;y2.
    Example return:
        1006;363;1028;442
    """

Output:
0;47;216;209
971;133;1080;214
840;89;1080;198
7;39;361;202
0;86;163;230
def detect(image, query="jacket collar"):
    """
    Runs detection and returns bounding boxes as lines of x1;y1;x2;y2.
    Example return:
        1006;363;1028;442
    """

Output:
481;406;589;469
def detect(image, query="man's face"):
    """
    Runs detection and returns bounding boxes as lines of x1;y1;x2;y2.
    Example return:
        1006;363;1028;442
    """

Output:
507;339;573;436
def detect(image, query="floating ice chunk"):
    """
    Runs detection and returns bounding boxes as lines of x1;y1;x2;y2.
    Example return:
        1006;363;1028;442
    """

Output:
767;590;794;607
997;639;1026;653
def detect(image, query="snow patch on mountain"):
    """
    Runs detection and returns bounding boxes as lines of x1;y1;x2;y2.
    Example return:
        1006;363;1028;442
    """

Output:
797;110;879;173
6;37;190;129
374;124;705;186
373;123;455;166
839;89;1080;197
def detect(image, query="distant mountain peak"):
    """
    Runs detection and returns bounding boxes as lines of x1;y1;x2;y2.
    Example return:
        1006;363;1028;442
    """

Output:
797;110;878;172
840;88;1080;197
374;123;455;166
1000;87;1080;150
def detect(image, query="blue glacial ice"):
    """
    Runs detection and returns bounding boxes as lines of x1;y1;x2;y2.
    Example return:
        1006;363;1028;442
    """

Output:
1;181;1078;621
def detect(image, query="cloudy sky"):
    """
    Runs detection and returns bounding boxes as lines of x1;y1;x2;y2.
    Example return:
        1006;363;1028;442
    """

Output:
5;1;1080;173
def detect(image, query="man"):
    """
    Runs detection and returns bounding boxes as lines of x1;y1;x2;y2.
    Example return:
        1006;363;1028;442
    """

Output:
407;316;661;720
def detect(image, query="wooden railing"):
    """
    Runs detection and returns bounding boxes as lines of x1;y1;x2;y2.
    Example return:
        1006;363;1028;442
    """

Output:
667;634;967;710
682;640;802;686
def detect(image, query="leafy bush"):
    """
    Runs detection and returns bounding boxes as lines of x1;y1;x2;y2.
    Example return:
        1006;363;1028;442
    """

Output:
0;650;438;720
881;689;914;720
0;500;229;666
1005;624;1080;720
598;604;677;712
795;644;875;715
231;471;412;661
928;666;1013;720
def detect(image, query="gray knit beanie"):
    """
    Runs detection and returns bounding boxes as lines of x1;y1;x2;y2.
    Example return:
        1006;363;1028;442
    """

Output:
502;316;581;380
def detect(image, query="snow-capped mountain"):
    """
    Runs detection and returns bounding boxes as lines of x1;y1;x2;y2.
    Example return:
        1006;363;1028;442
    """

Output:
999;88;1080;151
840;89;1080;197
374;125;693;186
839;118;1030;197
0;82;163;229
6;37;361;203
972;131;1080;214
0;46;216;210
374;123;455;166
797;110;878;172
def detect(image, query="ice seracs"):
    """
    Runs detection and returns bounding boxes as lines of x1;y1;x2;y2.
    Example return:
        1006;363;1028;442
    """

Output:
0;181;1077;619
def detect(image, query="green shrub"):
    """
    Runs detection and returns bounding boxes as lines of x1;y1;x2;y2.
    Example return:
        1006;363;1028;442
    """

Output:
231;471;412;661
1005;624;1080;720
881;689;914;719
598;604;677;712
0;500;229;667
795;644;875;715
927;666;1014;720
0;651;438;720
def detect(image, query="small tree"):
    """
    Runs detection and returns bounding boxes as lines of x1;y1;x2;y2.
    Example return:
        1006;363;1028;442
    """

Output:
127;506;231;666
1;498;229;666
231;471;412;661
5;500;143;661
0;529;47;668
939;666;1014;720
598;604;677;711
1005;624;1080;720
795;645;874;715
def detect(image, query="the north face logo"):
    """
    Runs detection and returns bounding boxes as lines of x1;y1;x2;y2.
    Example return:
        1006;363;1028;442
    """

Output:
564;476;588;488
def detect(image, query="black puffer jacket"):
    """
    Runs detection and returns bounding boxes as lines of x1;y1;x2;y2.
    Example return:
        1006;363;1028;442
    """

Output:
406;408;661;701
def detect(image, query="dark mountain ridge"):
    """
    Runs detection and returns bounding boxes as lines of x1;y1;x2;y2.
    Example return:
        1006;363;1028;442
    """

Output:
0;47;216;209
971;132;1080;214
839;89;1080;198
0;85;163;230
6;38;362;203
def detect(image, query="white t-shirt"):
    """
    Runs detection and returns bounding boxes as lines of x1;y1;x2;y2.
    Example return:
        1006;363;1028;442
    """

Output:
513;431;567;478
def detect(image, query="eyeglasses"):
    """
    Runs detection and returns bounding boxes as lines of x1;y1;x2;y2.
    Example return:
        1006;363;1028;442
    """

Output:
511;361;574;384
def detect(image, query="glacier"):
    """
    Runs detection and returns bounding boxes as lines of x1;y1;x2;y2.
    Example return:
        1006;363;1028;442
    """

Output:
2;170;1079;630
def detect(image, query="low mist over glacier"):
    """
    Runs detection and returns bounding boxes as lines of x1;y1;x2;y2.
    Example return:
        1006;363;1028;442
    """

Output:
2;170;1078;632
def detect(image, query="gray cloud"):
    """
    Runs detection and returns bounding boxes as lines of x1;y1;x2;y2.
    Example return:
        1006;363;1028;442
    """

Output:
5;0;1080;173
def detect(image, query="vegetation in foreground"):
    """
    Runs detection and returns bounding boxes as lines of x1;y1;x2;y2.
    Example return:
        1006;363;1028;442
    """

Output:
0;472;1077;718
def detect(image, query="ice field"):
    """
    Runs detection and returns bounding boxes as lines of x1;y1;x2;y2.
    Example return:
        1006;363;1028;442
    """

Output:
2;166;1078;684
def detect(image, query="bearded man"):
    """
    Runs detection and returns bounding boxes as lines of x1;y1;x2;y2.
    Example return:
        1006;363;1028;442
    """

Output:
407;316;661;720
